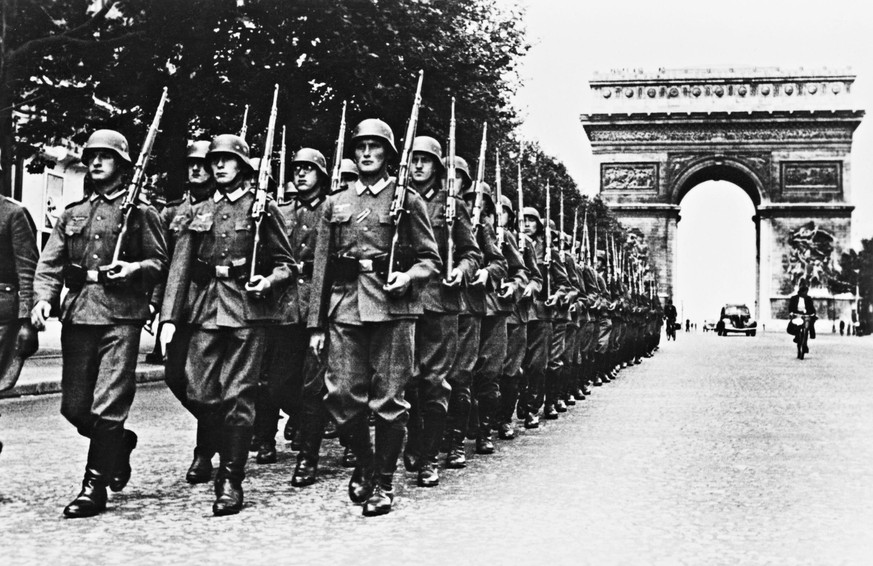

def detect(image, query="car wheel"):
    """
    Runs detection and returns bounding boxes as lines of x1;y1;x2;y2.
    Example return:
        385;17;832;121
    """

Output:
750;330;756;337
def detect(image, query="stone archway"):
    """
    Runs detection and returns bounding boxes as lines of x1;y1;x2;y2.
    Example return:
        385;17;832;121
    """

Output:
580;67;864;325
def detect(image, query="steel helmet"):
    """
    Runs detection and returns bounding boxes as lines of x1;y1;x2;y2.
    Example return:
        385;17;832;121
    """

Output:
340;158;359;178
522;206;543;228
350;118;397;155
187;140;211;161
412;136;446;171
463;180;494;204
207;134;253;170
291;147;329;178
82;129;132;165
500;195;513;211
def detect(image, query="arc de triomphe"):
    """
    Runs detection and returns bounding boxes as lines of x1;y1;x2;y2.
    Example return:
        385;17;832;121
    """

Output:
580;68;864;324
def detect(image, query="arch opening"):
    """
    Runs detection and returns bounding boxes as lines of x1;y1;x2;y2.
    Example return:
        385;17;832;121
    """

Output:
674;179;758;329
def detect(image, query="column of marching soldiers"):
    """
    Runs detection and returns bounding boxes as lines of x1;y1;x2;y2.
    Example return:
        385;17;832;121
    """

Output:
0;77;664;519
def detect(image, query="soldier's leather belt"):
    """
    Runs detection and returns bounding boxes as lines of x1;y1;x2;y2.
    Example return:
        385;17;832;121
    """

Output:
299;260;314;279
0;282;18;293
191;258;249;284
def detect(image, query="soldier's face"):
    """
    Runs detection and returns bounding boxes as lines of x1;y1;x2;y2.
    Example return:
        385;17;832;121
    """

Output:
210;154;243;185
294;163;320;193
523;217;537;236
411;153;437;183
499;208;510;228
355;139;387;175
188;159;211;185
87;149;120;183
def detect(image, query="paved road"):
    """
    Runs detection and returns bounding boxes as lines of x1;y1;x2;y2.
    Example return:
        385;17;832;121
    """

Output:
2;332;872;565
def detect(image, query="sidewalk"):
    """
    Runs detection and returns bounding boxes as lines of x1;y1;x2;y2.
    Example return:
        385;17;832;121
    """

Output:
0;321;164;399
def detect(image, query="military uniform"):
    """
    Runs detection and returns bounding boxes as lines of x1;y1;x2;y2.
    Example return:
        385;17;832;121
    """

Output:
0;196;39;395
308;120;441;516
34;129;168;518
161;134;295;515
404;142;481;487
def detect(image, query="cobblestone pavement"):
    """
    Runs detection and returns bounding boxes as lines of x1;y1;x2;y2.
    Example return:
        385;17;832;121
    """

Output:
2;332;872;565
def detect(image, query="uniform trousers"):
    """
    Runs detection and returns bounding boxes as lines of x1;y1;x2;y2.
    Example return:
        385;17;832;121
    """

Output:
60;324;140;437
498;321;527;422
410;311;456;414
446;314;481;432
185;326;264;427
594;317;613;355
546;321;568;402
472;315;507;404
164;324;194;409
521;320;552;413
325;320;415;428
0;321;22;391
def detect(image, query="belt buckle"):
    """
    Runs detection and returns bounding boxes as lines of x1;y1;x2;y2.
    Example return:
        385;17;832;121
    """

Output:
358;259;373;273
215;265;230;279
86;270;100;283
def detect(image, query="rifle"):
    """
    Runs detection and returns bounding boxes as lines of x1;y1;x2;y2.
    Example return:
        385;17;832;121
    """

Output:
247;84;280;287
106;87;169;272
239;104;250;141
329;101;348;196
444;97;458;281
571;207;578;261
494;147;504;247
517;140;525;252
559;189;565;260
470;122;488;233
278;125;287;202
544;180;553;299
581;205;590;266
387;70;424;280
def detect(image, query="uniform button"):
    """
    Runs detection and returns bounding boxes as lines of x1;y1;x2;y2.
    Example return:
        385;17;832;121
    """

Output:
298;278;304;284
223;214;229;219
94;235;100;240
302;224;308;230
96;216;102;221
92;254;99;259
222;233;228;238
363;227;369;231
220;252;227;257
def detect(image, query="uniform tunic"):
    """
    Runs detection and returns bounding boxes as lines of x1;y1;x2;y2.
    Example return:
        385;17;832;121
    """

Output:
34;187;167;434
0;196;39;391
307;176;441;427
160;181;294;426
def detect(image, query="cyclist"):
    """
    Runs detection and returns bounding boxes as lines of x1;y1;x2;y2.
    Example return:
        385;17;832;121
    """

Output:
788;280;816;355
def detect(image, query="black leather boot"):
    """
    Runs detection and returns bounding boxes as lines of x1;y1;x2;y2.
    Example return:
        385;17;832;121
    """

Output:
363;420;404;517
213;426;251;516
291;405;326;487
342;416;374;504
186;418;216;484
64;429;113;519
475;397;497;455
417;407;446;487
341;446;357;467
402;385;422;472
109;427;137;492
445;429;467;469
466;400;479;441
543;402;559;419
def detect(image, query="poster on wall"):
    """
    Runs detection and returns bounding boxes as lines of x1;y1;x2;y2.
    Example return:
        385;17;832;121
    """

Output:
43;173;64;232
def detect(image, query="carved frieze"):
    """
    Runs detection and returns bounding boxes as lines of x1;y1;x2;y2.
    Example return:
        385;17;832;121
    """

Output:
601;163;658;191
782;162;841;192
664;152;771;192
587;124;854;144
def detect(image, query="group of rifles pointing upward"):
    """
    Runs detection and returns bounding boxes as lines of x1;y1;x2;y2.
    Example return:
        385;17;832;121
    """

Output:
1;75;665;519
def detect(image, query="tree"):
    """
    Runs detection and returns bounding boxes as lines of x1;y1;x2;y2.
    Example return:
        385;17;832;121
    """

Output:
2;0;530;198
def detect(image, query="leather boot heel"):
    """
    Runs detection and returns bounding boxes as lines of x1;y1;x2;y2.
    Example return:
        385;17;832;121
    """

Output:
363;474;395;516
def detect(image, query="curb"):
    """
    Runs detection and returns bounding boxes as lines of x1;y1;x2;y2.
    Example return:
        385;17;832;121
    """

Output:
0;365;165;400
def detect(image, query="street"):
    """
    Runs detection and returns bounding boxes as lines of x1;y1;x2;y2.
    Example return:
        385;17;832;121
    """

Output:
2;331;872;565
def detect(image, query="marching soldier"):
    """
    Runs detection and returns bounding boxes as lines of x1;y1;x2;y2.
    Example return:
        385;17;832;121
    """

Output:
402;136;480;488
31;129;168;518
496;195;541;439
159;133;294;516
444;160;506;469
517;207;571;427
337;158;359;194
308;118;441;516
468;183;527;453
259;147;331;486
0;191;40;455
156;140;220;483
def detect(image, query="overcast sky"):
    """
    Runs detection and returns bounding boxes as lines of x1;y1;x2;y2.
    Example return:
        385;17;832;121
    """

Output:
509;0;872;321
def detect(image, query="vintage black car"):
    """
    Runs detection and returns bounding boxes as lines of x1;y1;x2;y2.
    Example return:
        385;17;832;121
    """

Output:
716;304;757;337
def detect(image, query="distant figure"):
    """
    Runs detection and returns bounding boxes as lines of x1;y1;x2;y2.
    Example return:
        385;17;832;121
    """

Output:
664;298;677;341
685;319;690;332
788;280;817;354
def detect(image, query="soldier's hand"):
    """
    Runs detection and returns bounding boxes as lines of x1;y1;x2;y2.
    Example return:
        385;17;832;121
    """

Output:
309;330;326;357
31;300;52;331
143;304;159;335
499;280;516;299
545;291;561;308
15;321;39;359
105;260;141;281
245;275;272;299
383;271;412;297
443;267;464;288
522;281;537;299
471;269;490;287
160;322;176;353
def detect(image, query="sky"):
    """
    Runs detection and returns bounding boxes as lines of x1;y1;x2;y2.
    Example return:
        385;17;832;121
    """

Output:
508;0;873;321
